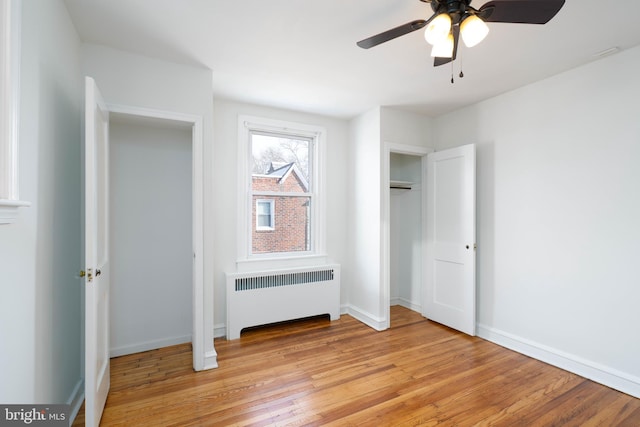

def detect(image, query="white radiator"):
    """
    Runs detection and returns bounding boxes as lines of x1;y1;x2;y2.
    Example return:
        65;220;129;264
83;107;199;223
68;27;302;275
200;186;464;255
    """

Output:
225;264;341;340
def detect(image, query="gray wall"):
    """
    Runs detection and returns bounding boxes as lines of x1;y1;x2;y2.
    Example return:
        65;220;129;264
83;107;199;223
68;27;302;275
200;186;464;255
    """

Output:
0;0;83;405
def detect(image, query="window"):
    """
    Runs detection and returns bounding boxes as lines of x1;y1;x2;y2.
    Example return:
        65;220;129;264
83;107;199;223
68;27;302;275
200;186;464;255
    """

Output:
238;116;325;260
0;0;29;224
255;199;274;230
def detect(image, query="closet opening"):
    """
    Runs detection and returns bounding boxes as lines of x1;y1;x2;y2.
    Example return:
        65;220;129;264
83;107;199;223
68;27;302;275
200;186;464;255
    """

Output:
109;114;194;358
383;143;431;329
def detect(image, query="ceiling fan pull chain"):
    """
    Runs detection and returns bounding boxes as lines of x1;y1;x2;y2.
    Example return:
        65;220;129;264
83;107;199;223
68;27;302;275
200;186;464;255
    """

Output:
459;54;464;78
451;61;455;84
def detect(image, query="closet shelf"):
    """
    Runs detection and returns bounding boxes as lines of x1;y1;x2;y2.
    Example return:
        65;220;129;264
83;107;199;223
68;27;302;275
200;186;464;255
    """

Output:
390;180;413;190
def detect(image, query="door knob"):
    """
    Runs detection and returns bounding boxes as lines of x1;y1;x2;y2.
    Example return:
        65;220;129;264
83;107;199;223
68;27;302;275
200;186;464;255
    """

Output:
96;269;102;277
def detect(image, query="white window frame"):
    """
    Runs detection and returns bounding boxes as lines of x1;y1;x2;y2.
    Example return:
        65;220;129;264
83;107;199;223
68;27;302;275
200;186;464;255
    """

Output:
0;0;29;224
237;115;326;269
255;198;275;231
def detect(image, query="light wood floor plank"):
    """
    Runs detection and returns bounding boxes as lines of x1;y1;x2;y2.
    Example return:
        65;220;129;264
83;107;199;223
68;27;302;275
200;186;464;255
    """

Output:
72;306;640;426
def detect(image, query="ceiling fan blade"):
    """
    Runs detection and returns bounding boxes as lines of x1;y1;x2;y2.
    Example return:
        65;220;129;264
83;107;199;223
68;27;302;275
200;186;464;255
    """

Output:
434;24;460;67
357;18;431;49
479;0;565;24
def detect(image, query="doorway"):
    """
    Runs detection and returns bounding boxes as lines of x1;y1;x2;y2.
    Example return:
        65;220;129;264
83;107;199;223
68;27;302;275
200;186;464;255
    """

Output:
390;152;423;312
383;143;431;328
382;142;477;334
109;115;193;357
83;78;210;427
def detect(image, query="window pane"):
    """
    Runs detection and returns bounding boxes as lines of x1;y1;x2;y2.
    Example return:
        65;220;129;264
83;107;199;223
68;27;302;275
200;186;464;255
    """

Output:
257;201;270;215
251;133;310;193
252;195;311;254
257;215;270;227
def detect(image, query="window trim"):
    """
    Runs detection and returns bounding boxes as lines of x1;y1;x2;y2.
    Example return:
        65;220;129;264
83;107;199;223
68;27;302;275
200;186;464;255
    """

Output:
237;115;326;266
255;198;275;231
0;0;29;224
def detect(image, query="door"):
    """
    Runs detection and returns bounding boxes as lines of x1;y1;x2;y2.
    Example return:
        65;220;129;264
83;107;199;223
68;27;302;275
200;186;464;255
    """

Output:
424;144;476;335
84;76;110;427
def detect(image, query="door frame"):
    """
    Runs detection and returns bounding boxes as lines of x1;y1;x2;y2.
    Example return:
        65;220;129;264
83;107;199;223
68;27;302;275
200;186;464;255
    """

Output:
382;142;432;329
106;103;208;371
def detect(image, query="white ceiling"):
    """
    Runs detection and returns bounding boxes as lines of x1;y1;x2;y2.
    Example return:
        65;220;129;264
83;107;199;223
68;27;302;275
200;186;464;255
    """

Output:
64;0;640;119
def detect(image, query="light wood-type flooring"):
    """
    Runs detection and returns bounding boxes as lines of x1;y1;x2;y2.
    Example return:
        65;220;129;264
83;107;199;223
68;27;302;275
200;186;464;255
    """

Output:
72;306;640;426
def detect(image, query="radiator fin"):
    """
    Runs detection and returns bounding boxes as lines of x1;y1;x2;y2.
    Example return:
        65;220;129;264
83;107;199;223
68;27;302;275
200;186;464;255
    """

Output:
235;269;334;292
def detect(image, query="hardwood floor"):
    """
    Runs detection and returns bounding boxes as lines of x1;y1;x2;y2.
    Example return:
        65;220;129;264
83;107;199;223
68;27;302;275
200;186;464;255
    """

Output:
73;306;640;426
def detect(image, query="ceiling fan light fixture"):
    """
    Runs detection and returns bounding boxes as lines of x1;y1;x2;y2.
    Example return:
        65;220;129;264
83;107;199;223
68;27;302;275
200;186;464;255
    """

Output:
424;13;452;45
430;32;454;58
460;15;489;48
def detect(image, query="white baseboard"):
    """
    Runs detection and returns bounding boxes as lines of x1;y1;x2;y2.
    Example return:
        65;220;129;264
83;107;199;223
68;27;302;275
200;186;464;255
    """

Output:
214;323;226;339
477;323;640;399
345;304;388;331
394;298;421;313
110;335;192;358
67;379;84;426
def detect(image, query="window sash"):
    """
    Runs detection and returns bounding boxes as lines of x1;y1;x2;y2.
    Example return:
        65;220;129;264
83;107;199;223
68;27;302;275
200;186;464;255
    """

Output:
249;130;314;194
252;196;312;255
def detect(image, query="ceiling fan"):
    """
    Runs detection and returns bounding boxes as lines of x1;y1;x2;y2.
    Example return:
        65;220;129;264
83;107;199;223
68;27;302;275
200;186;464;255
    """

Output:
357;0;565;67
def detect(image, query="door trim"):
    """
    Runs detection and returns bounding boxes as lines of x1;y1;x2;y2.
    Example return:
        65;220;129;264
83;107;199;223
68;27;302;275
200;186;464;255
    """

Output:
105;103;213;371
382;142;432;329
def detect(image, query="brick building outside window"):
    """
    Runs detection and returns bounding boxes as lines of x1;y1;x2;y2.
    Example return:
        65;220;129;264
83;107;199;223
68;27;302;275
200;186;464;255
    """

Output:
251;162;310;254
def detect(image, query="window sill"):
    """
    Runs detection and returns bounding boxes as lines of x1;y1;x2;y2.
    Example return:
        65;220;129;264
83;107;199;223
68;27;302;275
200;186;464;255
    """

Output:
236;253;329;273
0;199;31;224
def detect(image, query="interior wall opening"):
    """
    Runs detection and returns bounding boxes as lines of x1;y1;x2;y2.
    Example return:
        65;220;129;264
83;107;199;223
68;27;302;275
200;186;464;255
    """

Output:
389;152;424;321
109;115;193;357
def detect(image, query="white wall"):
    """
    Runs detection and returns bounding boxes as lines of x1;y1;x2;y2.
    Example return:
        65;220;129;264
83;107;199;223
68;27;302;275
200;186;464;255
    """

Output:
109;119;192;356
0;0;83;406
348;107;434;329
381;107;433;147
434;45;640;396
212;99;349;335
347;107;384;327
81;44;217;365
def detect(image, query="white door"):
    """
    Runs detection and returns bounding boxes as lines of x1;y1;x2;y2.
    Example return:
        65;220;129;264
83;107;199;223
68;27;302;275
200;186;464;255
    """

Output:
84;76;110;427
424;144;476;335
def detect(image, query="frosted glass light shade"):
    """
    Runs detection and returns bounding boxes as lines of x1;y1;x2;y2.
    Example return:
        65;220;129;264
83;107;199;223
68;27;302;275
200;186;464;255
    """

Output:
460;15;489;47
424;13;452;45
430;33;454;57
